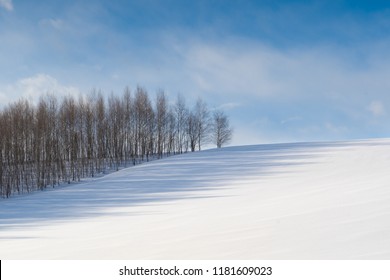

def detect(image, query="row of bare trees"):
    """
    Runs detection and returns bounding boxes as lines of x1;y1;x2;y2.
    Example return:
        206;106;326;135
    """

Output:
0;87;232;198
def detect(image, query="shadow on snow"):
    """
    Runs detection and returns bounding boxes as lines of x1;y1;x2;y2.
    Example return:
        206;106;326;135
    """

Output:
1;140;372;230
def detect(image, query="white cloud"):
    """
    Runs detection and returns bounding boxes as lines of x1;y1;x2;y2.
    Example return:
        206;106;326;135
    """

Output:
0;92;9;105
177;39;390;107
0;0;13;11
281;116;302;125
184;43;278;98
216;102;241;111
0;74;80;106
39;18;64;29
368;100;386;117
324;122;349;135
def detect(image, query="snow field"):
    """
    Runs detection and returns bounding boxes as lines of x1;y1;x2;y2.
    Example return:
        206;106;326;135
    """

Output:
1;139;390;259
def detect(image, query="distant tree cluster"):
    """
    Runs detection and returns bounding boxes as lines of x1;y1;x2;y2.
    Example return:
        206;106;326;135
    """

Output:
0;87;232;198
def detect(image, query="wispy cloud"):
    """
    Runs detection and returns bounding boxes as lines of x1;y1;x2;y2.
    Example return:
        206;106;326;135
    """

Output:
0;0;13;11
368;100;386;117
216;102;241;111
180;39;390;104
281;116;302;125
0;74;80;106
39;18;64;30
161;36;390;143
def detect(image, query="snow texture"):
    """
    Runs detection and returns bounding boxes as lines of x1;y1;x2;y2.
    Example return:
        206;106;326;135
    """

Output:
1;138;390;259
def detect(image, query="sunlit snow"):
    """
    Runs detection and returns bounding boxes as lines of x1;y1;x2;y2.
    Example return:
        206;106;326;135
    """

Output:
1;139;390;259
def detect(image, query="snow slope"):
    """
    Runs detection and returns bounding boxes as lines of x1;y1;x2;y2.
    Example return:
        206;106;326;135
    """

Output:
1;138;390;259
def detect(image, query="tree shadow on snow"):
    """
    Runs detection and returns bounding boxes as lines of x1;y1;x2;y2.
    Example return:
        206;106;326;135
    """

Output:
0;140;370;230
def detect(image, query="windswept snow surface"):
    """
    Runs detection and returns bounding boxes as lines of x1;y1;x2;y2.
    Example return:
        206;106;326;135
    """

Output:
1;139;390;259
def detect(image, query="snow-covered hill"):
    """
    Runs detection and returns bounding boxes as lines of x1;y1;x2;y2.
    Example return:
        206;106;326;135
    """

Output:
1;138;390;259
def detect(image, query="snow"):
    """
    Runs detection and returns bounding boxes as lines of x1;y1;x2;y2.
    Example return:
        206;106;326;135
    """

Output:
1;138;390;259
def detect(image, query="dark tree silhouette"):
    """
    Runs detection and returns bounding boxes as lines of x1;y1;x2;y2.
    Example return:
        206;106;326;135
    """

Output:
0;87;233;198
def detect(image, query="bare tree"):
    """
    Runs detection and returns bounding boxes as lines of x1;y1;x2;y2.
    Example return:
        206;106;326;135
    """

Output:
134;87;154;161
187;111;198;152
194;98;211;151
107;93;124;170
212;110;233;148
155;90;168;158
0;87;233;198
121;87;133;166
166;108;176;155
174;94;189;154
94;92;107;172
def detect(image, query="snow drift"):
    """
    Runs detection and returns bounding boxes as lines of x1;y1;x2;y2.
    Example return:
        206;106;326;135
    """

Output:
1;138;390;259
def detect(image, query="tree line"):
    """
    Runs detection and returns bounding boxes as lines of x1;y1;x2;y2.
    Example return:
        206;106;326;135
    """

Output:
0;87;232;198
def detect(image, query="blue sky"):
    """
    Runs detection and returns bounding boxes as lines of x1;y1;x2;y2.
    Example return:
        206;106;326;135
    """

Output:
1;0;390;145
